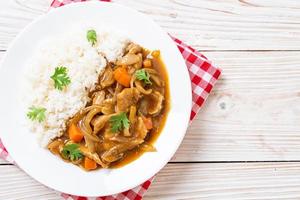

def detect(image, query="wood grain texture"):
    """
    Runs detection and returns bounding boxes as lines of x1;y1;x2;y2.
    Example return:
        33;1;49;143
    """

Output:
1;0;300;50
0;165;60;200
172;51;300;161
114;0;300;50
0;51;7;164
0;163;300;200
0;52;7;165
0;0;51;50
0;159;8;164
145;163;300;200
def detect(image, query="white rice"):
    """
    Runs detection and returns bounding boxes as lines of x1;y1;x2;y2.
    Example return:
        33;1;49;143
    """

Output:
23;27;130;147
96;31;130;62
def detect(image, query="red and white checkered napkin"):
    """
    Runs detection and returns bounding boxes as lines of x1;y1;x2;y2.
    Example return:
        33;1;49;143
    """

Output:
0;0;221;199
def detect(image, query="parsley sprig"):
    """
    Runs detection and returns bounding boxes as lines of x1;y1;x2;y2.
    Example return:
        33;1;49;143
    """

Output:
87;29;97;46
109;112;130;133
51;66;71;91
27;106;46;123
135;69;152;85
61;144;83;161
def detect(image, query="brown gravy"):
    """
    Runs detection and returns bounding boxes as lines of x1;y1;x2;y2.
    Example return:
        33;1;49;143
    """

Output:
112;54;170;168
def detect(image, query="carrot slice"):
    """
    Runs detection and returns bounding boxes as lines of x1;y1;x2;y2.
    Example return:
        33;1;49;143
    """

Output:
68;123;84;143
151;50;160;58
142;116;153;130
84;157;97;170
113;67;131;87
143;59;152;68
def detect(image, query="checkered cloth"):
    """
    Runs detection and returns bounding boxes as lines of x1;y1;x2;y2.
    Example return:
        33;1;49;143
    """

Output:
0;0;221;199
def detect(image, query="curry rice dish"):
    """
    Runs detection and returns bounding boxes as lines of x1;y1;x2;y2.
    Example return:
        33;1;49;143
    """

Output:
25;27;170;171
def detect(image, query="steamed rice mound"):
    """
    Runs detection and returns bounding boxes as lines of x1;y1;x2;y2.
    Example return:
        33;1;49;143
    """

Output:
24;28;130;147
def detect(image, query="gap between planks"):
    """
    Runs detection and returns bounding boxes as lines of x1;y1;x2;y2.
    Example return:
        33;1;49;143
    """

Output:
0;163;300;200
1;0;300;50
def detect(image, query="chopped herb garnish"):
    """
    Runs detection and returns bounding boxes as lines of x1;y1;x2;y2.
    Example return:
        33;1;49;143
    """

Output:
87;29;97;46
135;69;152;85
27;106;46;123
61;144;83;161
50;66;71;91
109;112;130;133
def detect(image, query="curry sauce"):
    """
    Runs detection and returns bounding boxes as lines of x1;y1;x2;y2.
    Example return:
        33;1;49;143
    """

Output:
112;53;170;168
48;44;170;171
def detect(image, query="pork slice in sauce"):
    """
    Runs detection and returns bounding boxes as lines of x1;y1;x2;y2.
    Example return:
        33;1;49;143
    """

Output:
101;98;115;114
116;88;140;112
135;117;148;140
91;115;111;134
116;53;140;66
101;139;143;163
138;91;164;116
92;91;106;105
100;66;115;88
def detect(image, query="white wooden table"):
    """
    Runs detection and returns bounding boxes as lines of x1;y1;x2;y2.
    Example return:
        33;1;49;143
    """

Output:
1;0;300;199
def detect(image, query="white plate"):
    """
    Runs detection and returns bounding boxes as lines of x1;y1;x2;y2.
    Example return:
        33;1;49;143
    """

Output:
0;1;191;197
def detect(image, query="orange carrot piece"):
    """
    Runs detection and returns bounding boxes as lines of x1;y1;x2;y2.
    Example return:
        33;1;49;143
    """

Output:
68;123;84;143
143;59;152;68
142;117;153;130
151;50;160;58
84;157;97;170
113;67;131;87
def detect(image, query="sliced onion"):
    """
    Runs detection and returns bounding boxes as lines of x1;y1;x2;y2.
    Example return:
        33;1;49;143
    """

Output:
135;80;152;95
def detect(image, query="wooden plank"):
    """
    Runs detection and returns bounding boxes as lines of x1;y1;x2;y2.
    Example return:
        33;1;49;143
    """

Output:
0;163;300;199
172;51;300;161
0;165;60;200
1;0;300;50
0;51;6;165
1;51;300;161
114;0;300;51
145;162;300;200
0;0;51;50
0;160;9;165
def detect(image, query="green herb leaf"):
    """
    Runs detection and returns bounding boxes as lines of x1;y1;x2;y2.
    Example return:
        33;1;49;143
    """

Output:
61;144;83;161
109;112;130;133
27;106;46;123
135;69;152;85
87;29;97;46
50;66;71;91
